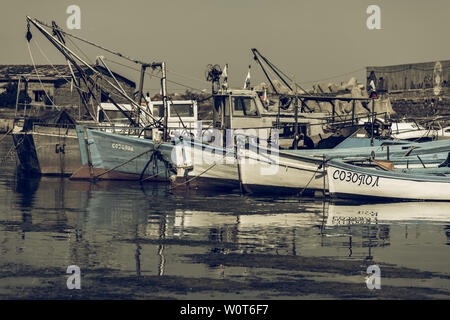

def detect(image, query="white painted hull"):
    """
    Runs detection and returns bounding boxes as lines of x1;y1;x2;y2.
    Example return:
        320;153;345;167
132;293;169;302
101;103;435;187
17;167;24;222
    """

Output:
238;148;326;194
238;147;444;195
327;161;450;201
391;129;437;141
174;142;240;191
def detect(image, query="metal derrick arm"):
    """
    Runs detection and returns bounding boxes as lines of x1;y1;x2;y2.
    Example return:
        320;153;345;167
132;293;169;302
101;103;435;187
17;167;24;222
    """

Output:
26;16;169;137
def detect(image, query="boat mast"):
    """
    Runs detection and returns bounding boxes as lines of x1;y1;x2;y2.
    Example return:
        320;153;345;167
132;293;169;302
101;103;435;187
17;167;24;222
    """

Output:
161;62;169;141
136;63;150;125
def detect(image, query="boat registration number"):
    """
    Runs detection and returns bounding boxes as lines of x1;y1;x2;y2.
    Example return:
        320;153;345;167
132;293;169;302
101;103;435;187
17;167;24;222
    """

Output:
112;143;134;152
332;169;380;187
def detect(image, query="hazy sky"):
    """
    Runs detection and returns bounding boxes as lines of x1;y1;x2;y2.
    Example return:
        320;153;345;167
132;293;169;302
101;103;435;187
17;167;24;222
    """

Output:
2;0;450;94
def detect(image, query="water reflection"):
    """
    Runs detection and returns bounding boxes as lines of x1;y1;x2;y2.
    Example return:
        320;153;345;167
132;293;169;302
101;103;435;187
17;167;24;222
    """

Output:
324;201;450;262
327;202;450;226
1;136;450;297
2;173;450;274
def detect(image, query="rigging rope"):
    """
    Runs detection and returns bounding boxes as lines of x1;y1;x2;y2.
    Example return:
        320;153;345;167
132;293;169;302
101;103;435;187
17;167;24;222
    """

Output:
26;40;59;110
33;18;149;66
34;39;113;123
103;57;204;92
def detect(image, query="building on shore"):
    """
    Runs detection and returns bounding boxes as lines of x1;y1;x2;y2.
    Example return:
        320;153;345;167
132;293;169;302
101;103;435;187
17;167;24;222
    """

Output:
0;64;136;116
366;60;450;117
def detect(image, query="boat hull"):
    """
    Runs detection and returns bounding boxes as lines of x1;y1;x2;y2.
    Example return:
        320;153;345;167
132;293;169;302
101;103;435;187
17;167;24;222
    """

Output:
238;148;327;195
71;128;180;181
12;131;40;174
327;161;450;201
238;141;449;196
12;126;82;176
173;141;240;191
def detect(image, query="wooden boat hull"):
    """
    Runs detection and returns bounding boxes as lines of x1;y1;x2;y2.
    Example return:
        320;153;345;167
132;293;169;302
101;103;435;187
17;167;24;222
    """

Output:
32;127;82;175
327;160;450;201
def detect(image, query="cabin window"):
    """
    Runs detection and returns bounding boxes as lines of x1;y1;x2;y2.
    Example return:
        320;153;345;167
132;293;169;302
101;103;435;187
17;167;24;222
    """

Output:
34;90;46;102
170;104;194;117
99;110;133;122
214;97;224;116
232;97;258;117
152;104;164;118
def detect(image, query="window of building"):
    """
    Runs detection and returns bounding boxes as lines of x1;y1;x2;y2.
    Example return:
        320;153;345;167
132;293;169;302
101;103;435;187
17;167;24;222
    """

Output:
34;90;46;102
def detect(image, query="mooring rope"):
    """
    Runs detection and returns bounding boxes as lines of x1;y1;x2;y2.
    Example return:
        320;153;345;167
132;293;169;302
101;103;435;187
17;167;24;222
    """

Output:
298;159;327;197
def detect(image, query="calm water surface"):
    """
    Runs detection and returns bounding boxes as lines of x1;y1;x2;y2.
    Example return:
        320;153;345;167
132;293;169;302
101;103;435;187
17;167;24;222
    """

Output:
0;136;449;299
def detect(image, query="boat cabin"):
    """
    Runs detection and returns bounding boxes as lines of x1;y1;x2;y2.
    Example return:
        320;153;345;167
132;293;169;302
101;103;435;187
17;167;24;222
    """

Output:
149;100;198;130
212;89;331;148
97;99;198;130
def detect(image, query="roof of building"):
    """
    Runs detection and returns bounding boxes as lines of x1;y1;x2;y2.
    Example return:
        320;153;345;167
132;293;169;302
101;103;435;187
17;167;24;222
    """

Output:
0;64;135;87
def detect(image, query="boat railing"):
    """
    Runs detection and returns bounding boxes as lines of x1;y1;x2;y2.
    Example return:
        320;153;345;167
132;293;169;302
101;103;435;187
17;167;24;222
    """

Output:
81;125;145;137
32;122;77;131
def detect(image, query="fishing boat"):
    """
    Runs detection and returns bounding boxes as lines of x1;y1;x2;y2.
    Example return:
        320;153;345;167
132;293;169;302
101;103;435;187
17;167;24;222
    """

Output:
12;17;144;176
11;110;85;175
327;156;450;201
70;125;191;181
237;135;450;195
390;120;438;141
169;85;366;192
15;17;200;180
172;56;393;192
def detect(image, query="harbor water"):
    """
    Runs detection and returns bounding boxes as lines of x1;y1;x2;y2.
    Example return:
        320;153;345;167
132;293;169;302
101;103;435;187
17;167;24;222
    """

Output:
1;135;450;299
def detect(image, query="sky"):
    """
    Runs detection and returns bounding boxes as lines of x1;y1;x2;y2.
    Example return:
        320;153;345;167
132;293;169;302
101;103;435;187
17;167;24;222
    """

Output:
1;0;450;94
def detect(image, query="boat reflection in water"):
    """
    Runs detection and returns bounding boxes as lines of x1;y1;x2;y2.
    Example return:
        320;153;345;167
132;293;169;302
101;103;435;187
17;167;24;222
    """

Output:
3;157;450;297
325;201;450;260
327;201;450;226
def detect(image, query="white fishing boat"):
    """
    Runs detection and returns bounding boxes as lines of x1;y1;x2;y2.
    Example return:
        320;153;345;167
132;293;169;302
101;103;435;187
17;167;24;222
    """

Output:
327;158;450;201
390;121;438;141
237;146;326;195
237;138;450;195
172;49;400;192
171;139;240;191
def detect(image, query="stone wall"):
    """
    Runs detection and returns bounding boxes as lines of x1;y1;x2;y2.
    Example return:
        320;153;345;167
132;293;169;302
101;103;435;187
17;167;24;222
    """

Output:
388;88;450;118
